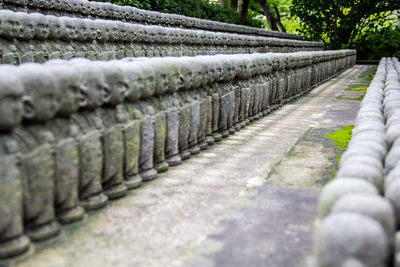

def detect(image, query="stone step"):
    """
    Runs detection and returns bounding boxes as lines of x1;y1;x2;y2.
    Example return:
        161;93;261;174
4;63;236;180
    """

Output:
7;65;369;267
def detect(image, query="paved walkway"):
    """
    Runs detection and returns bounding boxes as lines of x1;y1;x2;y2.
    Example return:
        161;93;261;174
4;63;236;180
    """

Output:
7;65;369;267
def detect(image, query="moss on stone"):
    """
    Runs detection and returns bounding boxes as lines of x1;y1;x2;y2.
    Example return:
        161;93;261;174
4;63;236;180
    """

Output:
325;125;354;151
323;125;354;182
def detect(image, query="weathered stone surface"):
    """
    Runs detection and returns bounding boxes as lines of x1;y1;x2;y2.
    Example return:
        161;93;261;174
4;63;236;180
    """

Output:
0;51;356;260
314;213;388;267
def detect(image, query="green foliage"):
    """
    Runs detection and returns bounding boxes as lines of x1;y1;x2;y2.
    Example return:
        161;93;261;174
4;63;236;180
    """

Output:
291;0;400;50
352;25;400;60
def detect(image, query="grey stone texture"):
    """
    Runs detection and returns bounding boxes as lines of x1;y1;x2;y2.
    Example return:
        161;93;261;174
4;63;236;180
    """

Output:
0;50;356;260
0;9;324;65
3;0;304;40
313;57;400;267
2;64;365;267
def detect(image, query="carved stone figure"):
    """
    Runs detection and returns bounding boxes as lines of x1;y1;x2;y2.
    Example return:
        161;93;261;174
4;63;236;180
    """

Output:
118;63;143;188
0;10;21;64
42;63;86;224
176;59;195;159
67;59;108;210
95;61;128;198
15;63;61;241
59;17;77;59
93;19;111;60
45;15;63;60
124;63;158;181
0;66;30;259
215;56;236;138
30;13;50;63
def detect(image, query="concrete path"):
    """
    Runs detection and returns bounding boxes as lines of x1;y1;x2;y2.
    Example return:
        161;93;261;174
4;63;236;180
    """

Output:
6;65;370;267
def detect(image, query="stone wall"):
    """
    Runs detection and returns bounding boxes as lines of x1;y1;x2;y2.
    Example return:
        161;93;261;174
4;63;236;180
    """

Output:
1;0;302;40
313;57;400;267
0;9;323;64
0;50;355;259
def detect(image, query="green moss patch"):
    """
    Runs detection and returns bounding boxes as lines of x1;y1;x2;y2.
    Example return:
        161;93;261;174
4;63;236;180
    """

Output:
325;125;354;151
323;125;354;182
336;95;364;101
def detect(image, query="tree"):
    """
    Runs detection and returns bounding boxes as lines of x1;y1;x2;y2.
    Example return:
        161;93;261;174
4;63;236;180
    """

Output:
291;0;400;49
237;0;250;25
251;0;285;31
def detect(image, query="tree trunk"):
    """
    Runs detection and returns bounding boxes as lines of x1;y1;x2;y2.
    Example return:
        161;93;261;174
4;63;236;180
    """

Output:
273;5;286;32
256;0;279;31
230;0;238;9
219;0;225;7
238;0;250;25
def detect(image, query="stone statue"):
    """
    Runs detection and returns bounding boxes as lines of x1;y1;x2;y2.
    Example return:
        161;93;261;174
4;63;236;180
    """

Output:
0;10;21;64
59;17;77;59
183;59;202;155
67;59;108;210
95;61;128;198
118;62;144;188
123;62;158;181
236;55;253;128
176;59;195;159
42;62;86;224
15;63;61;241
0;66;30;259
30;13;50;63
45;15;63;59
215;56;237;138
93;19;111;60
103;21;118;60
161;60;184;166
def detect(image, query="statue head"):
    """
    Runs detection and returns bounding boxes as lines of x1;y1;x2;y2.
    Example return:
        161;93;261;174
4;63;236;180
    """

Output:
105;20;119;42
0;65;24;132
81;0;90;16
178;58;193;90
82;18;97;41
145;26;157;44
69;59;107;110
119;63;143;102
60;17;77;41
236;56;252;80
138;63;156;98
74;18;89;42
94;19;110;42
0;10;21;40
146;60;169;96
218;56;235;82
164;60;183;93
69;0;83;13
102;2;115;18
117;22;129;42
46;15;62;40
16;63;60;122
30;13;50;40
44;64;82;117
96;61;128;106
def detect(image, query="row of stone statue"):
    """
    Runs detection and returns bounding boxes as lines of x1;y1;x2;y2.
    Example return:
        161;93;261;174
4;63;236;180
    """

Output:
1;0;301;40
0;9;320;46
0;10;323;64
313;57;400;267
0;50;356;259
